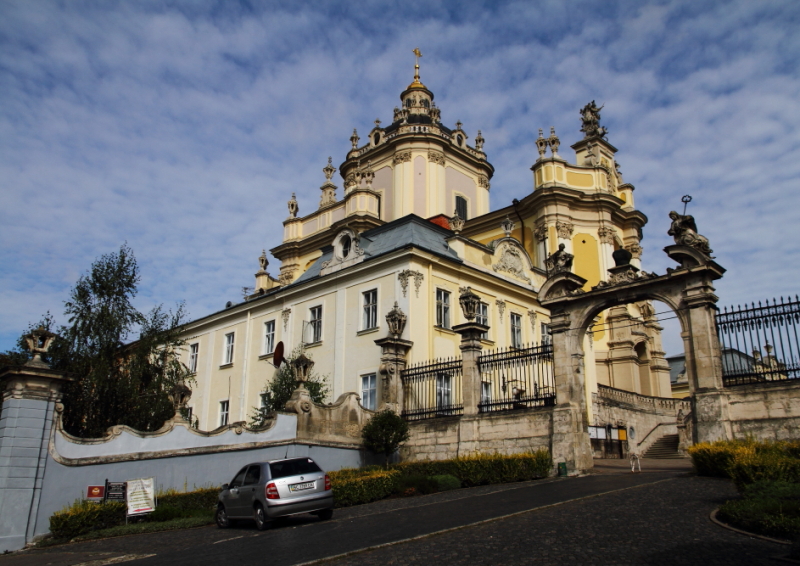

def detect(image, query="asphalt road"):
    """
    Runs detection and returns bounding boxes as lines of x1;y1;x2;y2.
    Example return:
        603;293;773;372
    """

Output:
2;460;788;566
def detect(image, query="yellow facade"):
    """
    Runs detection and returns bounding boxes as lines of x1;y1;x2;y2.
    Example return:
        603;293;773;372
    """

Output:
181;62;674;431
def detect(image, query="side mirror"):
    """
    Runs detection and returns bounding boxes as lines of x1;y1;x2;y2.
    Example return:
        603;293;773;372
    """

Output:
221;483;229;491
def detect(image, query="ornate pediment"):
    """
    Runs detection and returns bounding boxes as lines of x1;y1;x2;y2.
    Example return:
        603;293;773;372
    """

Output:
491;239;533;284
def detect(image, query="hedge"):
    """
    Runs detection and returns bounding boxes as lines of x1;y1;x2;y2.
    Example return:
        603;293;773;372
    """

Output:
49;487;220;540
328;469;401;507
393;450;552;486
688;439;800;487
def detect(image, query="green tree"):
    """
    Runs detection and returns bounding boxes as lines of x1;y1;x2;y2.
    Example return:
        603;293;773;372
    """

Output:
249;347;328;427
361;409;410;466
9;245;192;437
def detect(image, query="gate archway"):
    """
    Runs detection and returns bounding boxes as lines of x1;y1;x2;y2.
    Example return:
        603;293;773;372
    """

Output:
539;243;728;472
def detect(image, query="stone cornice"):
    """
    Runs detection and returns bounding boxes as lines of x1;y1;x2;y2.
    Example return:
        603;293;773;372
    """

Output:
461;184;648;241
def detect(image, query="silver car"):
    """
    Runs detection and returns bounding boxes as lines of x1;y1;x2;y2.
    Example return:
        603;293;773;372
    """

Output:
216;457;334;530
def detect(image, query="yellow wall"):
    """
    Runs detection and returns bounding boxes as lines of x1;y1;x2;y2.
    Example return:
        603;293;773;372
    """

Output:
572;233;601;291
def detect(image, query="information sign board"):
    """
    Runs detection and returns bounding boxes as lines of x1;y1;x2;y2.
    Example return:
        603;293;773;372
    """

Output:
126;477;155;515
105;481;127;502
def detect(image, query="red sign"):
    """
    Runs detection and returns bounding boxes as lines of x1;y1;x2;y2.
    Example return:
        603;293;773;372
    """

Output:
87;485;105;499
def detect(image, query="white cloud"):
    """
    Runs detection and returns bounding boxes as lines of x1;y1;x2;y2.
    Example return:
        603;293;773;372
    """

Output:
1;0;799;359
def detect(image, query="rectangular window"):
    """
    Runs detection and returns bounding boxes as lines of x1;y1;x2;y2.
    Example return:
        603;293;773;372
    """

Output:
481;382;491;404
476;302;489;340
260;393;268;410
263;320;275;355
361;374;377;411
511;313;523;348
436;374;452;410
436;289;451;329
219;400;229;427
455;195;468;220
541;322;552;345
363;289;378;330
188;343;199;373
224;333;235;365
310;306;323;343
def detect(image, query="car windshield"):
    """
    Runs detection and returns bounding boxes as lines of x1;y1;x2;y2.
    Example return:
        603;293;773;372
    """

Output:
269;458;322;479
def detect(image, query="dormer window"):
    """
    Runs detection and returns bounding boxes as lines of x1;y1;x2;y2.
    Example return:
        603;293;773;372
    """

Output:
373;133;380;146
457;134;464;146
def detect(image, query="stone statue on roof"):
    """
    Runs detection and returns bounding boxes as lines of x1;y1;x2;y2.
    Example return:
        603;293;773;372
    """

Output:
668;211;713;255
580;100;608;139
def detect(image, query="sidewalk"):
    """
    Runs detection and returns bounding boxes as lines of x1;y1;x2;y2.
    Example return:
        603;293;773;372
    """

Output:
592;456;693;474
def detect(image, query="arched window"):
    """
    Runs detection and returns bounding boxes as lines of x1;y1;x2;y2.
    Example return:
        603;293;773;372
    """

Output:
457;134;463;146
373;133;380;146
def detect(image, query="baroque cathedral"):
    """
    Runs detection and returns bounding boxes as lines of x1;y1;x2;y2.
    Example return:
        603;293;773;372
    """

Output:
181;55;671;431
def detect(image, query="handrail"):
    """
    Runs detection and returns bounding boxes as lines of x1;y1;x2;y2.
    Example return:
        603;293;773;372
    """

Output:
636;422;676;449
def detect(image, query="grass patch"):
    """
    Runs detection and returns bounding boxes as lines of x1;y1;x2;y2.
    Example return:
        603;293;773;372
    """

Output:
718;480;800;540
72;514;214;542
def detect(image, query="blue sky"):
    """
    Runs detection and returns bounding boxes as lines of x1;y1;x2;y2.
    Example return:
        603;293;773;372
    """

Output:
1;0;799;357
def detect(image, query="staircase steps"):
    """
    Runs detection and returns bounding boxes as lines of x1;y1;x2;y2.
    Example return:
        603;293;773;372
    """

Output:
643;434;683;459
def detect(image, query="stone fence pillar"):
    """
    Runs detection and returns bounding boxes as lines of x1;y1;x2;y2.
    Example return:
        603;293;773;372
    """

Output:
375;337;413;414
453;287;489;416
0;336;72;552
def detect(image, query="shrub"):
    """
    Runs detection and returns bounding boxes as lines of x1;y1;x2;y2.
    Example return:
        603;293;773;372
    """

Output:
157;487;219;512
718;479;800;540
728;453;800;489
50;500;126;539
49;486;221;540
362;410;410;465
397;474;438;496
329;468;401;507
394;449;552;486
687;440;754;478
431;474;461;491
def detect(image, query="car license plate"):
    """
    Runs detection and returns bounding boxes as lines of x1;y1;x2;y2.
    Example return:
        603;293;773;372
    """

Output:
290;481;315;492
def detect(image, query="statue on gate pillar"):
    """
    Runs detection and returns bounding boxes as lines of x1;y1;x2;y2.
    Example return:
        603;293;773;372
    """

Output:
668;211;713;256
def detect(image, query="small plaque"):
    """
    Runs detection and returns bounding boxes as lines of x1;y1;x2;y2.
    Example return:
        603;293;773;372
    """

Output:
86;485;105;500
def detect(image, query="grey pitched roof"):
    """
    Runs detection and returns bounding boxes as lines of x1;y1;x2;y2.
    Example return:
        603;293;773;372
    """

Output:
293;215;461;285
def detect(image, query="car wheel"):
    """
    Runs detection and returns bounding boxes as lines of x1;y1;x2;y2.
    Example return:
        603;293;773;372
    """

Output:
216;505;231;529
317;508;333;521
254;503;270;531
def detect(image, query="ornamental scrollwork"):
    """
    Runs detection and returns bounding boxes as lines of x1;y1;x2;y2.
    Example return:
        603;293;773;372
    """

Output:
556;221;574;239
398;269;424;298
393;151;412;165
428;151;445;166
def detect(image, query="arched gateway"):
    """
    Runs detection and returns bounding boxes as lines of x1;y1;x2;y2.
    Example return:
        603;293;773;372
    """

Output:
539;241;727;472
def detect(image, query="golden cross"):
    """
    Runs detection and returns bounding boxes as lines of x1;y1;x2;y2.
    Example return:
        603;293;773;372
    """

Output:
413;48;422;64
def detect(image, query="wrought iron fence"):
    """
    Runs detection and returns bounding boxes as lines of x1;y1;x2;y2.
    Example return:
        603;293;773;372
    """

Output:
477;342;556;412
716;296;800;386
400;357;463;421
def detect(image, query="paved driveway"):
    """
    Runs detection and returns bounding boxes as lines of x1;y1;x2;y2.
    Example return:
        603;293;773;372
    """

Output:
1;459;786;566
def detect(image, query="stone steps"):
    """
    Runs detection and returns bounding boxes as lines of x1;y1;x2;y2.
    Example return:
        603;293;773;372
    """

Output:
643;434;684;459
